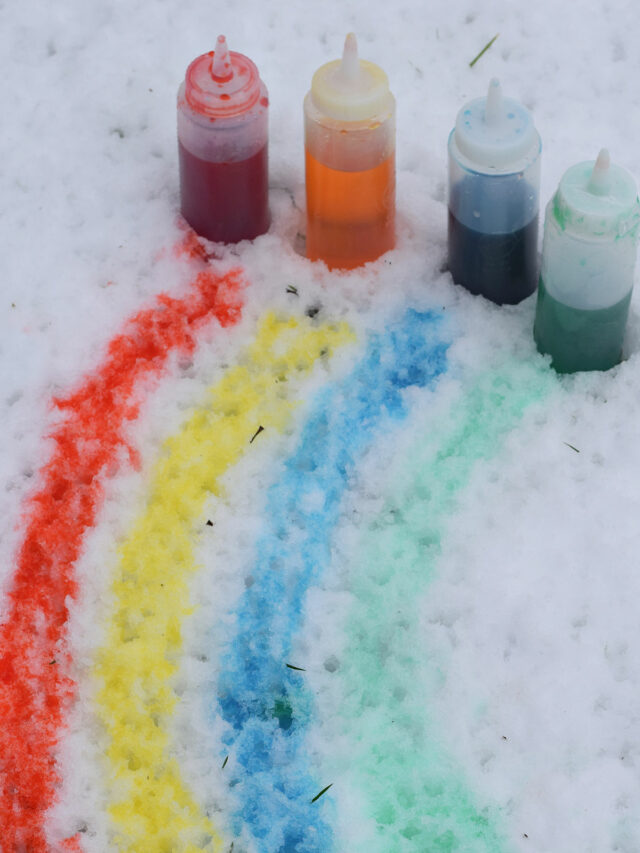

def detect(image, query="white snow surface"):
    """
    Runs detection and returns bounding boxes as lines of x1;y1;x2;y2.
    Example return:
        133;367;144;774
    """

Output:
2;1;640;852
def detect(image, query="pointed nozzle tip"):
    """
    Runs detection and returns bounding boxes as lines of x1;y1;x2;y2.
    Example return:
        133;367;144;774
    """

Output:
340;32;360;82
595;148;610;171
588;148;612;195
212;34;233;80
344;32;358;52
485;78;503;124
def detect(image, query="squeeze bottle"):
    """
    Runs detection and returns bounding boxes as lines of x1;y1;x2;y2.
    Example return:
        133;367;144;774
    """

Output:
177;35;270;243
304;33;396;270
534;150;639;373
448;79;541;304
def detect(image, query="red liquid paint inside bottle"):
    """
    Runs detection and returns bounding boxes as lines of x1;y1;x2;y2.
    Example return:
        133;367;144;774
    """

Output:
178;35;270;244
179;142;269;243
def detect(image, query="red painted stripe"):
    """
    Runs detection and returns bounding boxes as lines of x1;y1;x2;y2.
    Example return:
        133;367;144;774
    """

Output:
0;266;244;850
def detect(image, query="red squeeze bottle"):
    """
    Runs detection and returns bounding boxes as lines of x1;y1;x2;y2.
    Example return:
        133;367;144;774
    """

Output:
177;35;270;243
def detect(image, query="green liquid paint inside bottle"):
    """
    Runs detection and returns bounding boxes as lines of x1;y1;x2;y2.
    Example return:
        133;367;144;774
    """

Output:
534;278;631;374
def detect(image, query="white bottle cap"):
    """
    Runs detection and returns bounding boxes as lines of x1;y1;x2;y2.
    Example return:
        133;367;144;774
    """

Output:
309;33;392;122
451;79;540;173
554;149;639;239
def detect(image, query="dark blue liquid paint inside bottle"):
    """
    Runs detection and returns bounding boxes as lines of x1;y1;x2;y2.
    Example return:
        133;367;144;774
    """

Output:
448;173;539;304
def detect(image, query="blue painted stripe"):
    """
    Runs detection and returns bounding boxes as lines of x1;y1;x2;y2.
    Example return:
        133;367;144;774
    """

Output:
216;309;449;852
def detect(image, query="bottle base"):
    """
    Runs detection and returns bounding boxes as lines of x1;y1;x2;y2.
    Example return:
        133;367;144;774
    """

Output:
447;211;538;305
179;142;270;244
305;149;395;270
306;218;395;270
534;278;631;373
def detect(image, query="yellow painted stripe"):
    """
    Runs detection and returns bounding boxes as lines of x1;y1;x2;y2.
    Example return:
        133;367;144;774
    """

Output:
93;313;354;852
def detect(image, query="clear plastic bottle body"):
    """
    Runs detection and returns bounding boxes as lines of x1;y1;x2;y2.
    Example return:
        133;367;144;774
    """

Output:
447;152;540;305
447;81;541;305
304;99;395;269
534;157;639;373
303;35;396;270
177;43;270;244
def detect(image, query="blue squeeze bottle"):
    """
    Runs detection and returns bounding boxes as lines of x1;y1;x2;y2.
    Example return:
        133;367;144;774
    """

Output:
448;79;541;304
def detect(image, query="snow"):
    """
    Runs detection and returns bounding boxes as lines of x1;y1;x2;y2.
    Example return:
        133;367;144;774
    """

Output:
2;0;640;851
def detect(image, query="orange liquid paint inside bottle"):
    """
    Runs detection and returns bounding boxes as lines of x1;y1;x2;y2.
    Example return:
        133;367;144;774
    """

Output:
305;150;395;269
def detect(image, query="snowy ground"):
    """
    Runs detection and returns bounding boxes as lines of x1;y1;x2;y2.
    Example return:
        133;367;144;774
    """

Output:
2;1;640;851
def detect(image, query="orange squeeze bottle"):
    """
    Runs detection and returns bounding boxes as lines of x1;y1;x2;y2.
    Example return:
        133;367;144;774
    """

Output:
304;33;396;270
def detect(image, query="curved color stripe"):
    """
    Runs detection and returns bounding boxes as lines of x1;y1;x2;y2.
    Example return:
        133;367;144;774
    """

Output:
216;310;449;852
93;313;353;852
336;362;556;851
0;266;245;852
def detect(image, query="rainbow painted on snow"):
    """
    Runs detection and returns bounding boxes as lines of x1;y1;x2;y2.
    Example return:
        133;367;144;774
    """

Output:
0;245;554;852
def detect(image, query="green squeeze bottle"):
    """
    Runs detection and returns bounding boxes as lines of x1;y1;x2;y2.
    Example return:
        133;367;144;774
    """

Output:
534;150;640;373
